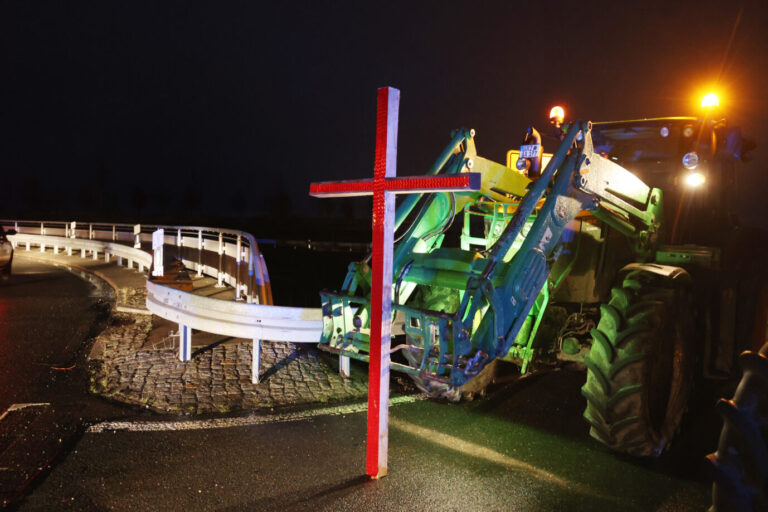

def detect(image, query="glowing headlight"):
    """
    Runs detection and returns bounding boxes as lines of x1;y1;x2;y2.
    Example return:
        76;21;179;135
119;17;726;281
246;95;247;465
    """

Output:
684;172;706;187
701;92;719;108
682;152;699;169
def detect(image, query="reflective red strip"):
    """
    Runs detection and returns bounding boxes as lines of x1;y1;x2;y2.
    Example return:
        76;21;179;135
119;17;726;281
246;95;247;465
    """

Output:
309;180;374;197
309;174;477;197
385;174;474;191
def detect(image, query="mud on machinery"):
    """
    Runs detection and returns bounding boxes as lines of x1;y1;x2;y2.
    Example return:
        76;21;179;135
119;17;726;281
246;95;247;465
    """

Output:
317;94;763;462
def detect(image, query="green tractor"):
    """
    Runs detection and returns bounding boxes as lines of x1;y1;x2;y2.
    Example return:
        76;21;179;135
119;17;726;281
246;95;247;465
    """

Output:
317;93;764;467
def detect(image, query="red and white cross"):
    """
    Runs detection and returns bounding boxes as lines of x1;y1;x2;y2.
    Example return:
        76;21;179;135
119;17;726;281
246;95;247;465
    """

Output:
310;86;480;479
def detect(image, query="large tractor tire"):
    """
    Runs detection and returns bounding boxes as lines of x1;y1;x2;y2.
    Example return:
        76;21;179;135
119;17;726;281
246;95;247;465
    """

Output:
581;269;694;456
707;343;768;511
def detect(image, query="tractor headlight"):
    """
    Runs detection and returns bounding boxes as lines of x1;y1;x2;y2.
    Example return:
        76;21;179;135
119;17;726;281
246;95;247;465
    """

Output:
684;171;706;188
701;92;719;108
682;152;699;169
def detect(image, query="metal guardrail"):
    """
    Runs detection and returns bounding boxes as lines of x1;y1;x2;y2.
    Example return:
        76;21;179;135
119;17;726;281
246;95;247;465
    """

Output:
146;281;321;342
3;219;272;304
2;219;324;383
8;232;153;271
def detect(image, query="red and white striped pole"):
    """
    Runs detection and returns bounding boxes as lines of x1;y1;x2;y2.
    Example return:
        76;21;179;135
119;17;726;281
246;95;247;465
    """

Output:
310;87;480;478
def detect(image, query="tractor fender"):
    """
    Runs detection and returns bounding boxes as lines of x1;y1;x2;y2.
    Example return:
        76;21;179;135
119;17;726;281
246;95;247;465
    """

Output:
619;263;690;281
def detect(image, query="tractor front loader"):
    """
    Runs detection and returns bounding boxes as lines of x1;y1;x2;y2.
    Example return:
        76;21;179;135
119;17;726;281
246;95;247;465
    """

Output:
317;100;761;460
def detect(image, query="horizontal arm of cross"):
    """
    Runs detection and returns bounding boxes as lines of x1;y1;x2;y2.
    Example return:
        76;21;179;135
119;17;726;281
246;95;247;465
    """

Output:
310;172;481;198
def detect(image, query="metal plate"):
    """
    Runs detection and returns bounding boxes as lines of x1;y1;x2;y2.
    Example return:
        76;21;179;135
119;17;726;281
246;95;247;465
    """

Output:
519;144;540;159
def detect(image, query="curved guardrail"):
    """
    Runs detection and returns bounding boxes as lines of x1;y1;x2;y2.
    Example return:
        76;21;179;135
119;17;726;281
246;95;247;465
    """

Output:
2;219;324;383
9;232;153;270
3;219;272;304
146;281;321;342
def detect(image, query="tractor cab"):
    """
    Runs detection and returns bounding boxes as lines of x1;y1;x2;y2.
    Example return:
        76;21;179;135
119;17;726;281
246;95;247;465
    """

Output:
588;95;750;245
590;117;710;191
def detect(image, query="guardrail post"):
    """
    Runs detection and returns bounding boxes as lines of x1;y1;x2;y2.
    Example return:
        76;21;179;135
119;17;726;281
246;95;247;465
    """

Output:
25;241;30;251
252;339;261;384
117;255;123;266
134;224;141;249
68;221;75;256
152;229;164;277
260;253;272;305
235;236;242;300
112;225;116;241
81;247;86;258
340;355;350;378
93;248;98;260
89;223;93;240
54;243;59;255
179;325;192;362
105;251;110;262
39;222;45;252
197;230;203;277
176;228;182;257
244;246;254;304
217;232;224;287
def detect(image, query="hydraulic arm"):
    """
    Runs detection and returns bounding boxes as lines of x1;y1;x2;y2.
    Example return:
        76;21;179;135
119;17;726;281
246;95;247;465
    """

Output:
318;121;663;397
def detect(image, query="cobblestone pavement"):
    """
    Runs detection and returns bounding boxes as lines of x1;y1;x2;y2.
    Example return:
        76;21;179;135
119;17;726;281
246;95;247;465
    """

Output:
88;313;370;414
18;248;372;415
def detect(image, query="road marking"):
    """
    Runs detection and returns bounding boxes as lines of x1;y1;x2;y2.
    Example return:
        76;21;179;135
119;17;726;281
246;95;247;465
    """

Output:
0;403;50;423
389;417;609;497
116;306;152;315
389;417;571;485
86;394;427;433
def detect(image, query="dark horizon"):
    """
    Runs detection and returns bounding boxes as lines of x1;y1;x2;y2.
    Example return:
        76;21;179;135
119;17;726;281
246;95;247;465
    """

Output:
1;1;767;230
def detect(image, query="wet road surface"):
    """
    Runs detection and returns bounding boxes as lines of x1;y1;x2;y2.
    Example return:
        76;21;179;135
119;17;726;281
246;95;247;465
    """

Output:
0;257;114;408
2;255;720;511
21;368;718;511
0;256;127;506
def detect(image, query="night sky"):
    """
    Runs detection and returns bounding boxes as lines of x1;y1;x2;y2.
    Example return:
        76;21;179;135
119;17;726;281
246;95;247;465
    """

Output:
1;1;767;228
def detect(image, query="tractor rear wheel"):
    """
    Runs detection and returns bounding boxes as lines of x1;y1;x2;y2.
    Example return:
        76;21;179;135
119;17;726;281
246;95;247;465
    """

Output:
707;343;768;511
581;269;694;456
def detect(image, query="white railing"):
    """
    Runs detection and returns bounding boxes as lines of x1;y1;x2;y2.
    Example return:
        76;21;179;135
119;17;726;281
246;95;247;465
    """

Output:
4;220;274;303
2;219;323;383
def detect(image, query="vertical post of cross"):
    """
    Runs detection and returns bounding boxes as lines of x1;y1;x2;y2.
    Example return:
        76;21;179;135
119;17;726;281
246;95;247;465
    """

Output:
308;87;480;479
365;86;399;479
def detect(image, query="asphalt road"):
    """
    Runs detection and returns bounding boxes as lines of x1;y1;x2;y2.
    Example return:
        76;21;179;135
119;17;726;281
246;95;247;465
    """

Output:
0;256;124;411
0;255;127;506
21;368;718;512
2;255;720;511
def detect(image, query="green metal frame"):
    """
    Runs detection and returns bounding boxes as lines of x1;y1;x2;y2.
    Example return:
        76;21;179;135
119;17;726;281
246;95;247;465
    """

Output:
318;120;667;393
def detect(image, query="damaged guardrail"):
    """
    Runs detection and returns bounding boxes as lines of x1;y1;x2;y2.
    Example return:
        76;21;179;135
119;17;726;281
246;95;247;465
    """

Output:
2;219;323;383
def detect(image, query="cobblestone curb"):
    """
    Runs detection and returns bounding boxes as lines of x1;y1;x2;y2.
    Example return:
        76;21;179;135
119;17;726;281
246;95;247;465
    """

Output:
116;287;148;311
89;312;370;414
